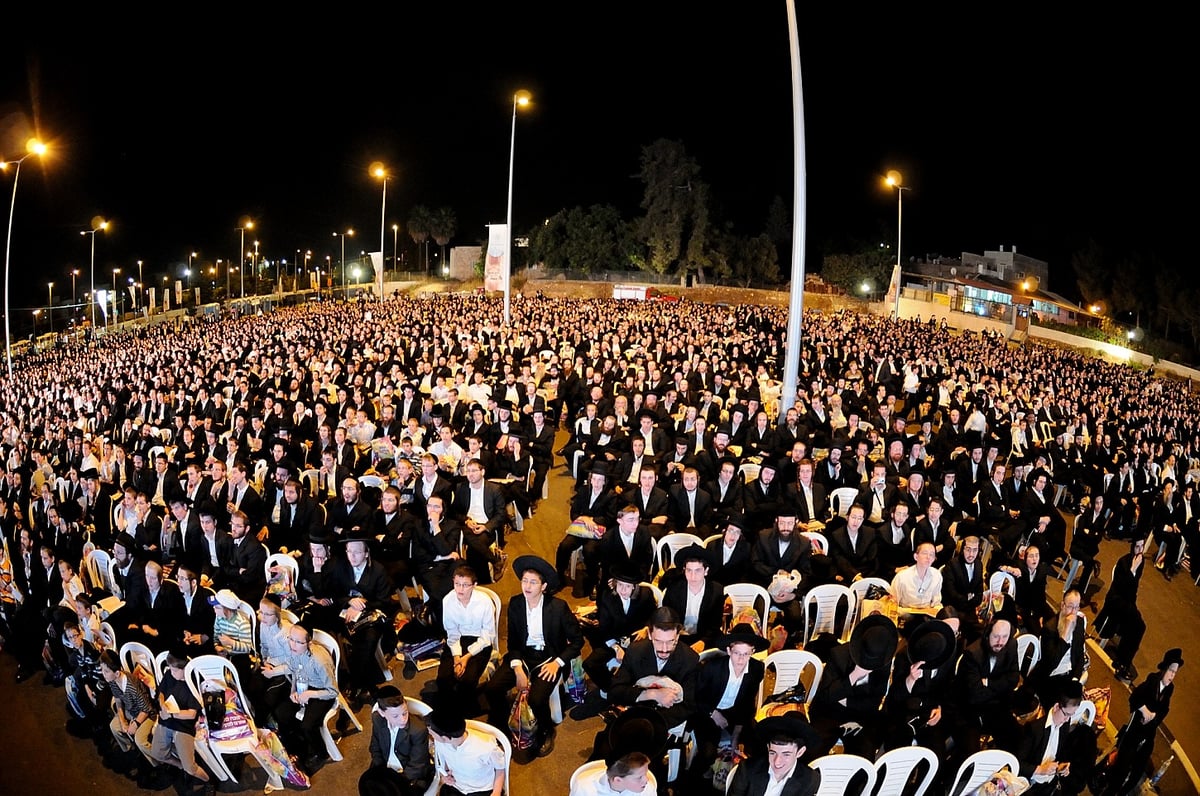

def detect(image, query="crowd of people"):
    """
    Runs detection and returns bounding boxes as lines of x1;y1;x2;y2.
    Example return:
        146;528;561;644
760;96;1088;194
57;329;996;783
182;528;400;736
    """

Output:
0;292;1194;795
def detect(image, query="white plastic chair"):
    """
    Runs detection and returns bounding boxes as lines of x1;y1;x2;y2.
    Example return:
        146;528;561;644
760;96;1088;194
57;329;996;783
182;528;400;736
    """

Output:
312;627;364;760
801;530;829;555
802;583;857;643
235;599;259;651
872;746;940;796
398;697;440;796
829;486;860;518
723;582;771;637
757;649;823;711
1014;633;1041;679
1074;698;1096;726
948;749;1020;796
809;753;877;796
848;576;891;620
988;570;1017;599
474;587;504;686
105;557;124;600
98;621;118;652
83;548;113;593
264;552;299;596
299;468;320;496
119;640;158;691
569;759;659;796
184;653;279;787
642;581;665;607
654;532;706;580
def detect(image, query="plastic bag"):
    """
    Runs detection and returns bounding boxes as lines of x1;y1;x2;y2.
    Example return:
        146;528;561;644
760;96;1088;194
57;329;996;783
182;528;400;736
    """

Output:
711;747;744;790
1083;685;1111;731
508;688;538;763
563;656;587;704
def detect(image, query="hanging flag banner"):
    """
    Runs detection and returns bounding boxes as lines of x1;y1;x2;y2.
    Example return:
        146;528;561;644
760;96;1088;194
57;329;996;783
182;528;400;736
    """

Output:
148;288;156;313
96;290;109;322
485;224;507;292
885;263;902;319
175;280;183;307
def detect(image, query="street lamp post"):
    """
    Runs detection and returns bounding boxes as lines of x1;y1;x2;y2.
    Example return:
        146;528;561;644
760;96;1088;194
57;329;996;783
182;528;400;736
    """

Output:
503;90;532;325
235;220;254;299
2;138;48;378
884;171;910;315
47;282;53;333
111;268;120;331
392;223;399;277
136;260;143;310
71;269;79;316
333;230;354;297
253;241;260;296
372;164;387;300
187;252;196;288
81;219;108;333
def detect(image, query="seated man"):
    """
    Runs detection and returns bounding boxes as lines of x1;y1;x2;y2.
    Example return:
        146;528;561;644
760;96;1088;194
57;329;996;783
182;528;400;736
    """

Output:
438;565;497;718
270;622;339;776
955;617;1020;755
688;623;767;785
1016;679;1096;795
140;650;212;793
581;504;656;601
579;566;657;706
726;714;821;796
808;614;897;758
484;555;582;758
98;648;159;784
451;459;506;585
609;606;700;734
330;533;395;703
662;544;725;652
365;685;433;795
209;587;257;686
555;465;617;595
890;541;944;616
427;708;506;796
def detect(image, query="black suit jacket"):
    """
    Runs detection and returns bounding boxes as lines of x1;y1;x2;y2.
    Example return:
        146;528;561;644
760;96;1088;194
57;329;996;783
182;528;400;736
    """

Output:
751;530;813;587
707;536;752;587
827;525;880;581
451;480;507;534
503;593;583;666
593;526;656;584
696;652;765;728
594;584;657;644
940;554;985;615
368;713;431;787
220;535;268;602
667;484;715;532
662;579;725;649
609;636;701;729
727;755;820;796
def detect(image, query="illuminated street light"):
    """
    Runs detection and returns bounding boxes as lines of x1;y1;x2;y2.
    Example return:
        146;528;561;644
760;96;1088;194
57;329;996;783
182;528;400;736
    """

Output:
372;163;388;299
333;229;354;296
47;282;54;333
3;138;48;377
504;89;532;324
81;218;109;332
235;219;254;299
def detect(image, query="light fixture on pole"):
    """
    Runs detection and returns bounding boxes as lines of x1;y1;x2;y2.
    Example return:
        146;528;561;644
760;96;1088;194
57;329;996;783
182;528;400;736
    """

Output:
371;163;387;300
884;170;910;270
503;89;532;325
70;268;79;315
47;282;54;333
392;223;399;276
235;218;254;299
187;251;196;288
252;240;260;296
2;138;48;378
111;268;120;331
80;218;108;334
333;229;354;297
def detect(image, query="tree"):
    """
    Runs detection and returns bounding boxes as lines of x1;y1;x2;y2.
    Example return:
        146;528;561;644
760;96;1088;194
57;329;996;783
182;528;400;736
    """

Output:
528;211;570;271
729;233;780;288
636;139;713;281
1070;239;1113;309
819;243;892;295
765;195;792;265
527;204;639;274
429;206;457;273
407;205;434;275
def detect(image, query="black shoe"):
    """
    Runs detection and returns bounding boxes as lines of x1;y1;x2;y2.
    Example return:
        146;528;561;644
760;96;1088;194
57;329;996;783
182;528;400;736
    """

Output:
304;753;328;775
403;659;418;679
1114;665;1133;684
537;728;557;758
569;693;606;721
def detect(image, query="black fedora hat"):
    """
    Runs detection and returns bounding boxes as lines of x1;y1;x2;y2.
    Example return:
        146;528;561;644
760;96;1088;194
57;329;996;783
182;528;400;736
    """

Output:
673;542;712;569
512;554;559;591
848;614;899;671
609;565;641;587
756;713;822;752
906;618;956;671
1159;647;1185;671
720;622;769;653
605;706;669;766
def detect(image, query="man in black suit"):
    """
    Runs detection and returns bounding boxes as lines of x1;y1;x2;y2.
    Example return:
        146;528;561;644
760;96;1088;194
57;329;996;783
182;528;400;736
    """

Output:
331;533;395;701
366;686;432;793
554;466;616;592
226;460;266;533
689;624;767;784
189;508;234;588
978;461;1022;555
172;562;217;656
267;478;323;553
628;467;671;540
324;476;374;540
1015;679;1096;794
662;544;725;651
450;459;507;584
125;559;183;652
580;567;658;698
827;504;880;583
314;448;352;505
855;461;898;533
667;467;715;536
609;605;701;731
750;509;814;630
743;458;785;534
218;509;267;604
583;504;657;600
955;617;1020;755
484;555;582;757
786;458;828;532
705;457;744;526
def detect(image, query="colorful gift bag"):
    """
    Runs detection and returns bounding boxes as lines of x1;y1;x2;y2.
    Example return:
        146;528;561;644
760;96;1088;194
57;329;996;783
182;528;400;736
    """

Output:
508;688;539;763
563;656;587;704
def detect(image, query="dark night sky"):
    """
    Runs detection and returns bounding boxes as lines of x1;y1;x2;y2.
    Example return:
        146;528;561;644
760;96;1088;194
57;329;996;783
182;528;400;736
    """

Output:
0;8;1188;327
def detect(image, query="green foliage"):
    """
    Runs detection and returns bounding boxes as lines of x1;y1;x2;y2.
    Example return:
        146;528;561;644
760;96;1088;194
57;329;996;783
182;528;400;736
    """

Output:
637;139;713;279
819;244;892;294
528;204;639;273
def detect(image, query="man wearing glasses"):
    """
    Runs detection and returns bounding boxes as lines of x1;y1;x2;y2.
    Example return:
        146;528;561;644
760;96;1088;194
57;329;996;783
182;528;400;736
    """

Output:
1015;679;1096;794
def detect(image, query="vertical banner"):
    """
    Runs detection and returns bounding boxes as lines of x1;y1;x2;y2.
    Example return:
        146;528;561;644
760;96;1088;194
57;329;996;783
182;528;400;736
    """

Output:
194;287;200;306
369;252;383;296
885;263;902;319
148;288;156;313
310;271;318;291
96;290;109;322
175;280;183;307
163;289;170;312
485;223;508;292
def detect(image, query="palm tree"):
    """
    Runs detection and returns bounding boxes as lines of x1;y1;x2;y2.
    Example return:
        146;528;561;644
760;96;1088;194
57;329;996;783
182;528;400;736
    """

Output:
407;205;434;275
429;206;457;276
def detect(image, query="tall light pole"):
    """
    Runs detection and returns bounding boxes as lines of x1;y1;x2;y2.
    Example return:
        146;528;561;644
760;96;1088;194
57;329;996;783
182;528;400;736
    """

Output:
47;282;54;333
2;138;48;378
372;163;388;299
392;223;399;276
884;170;910;321
81;219;108;334
235;219;254;299
333;229;353;297
135;259;143;311
111;268;120;331
187;252;196;288
71;269;79;316
252;240;260;296
503;89;532;325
